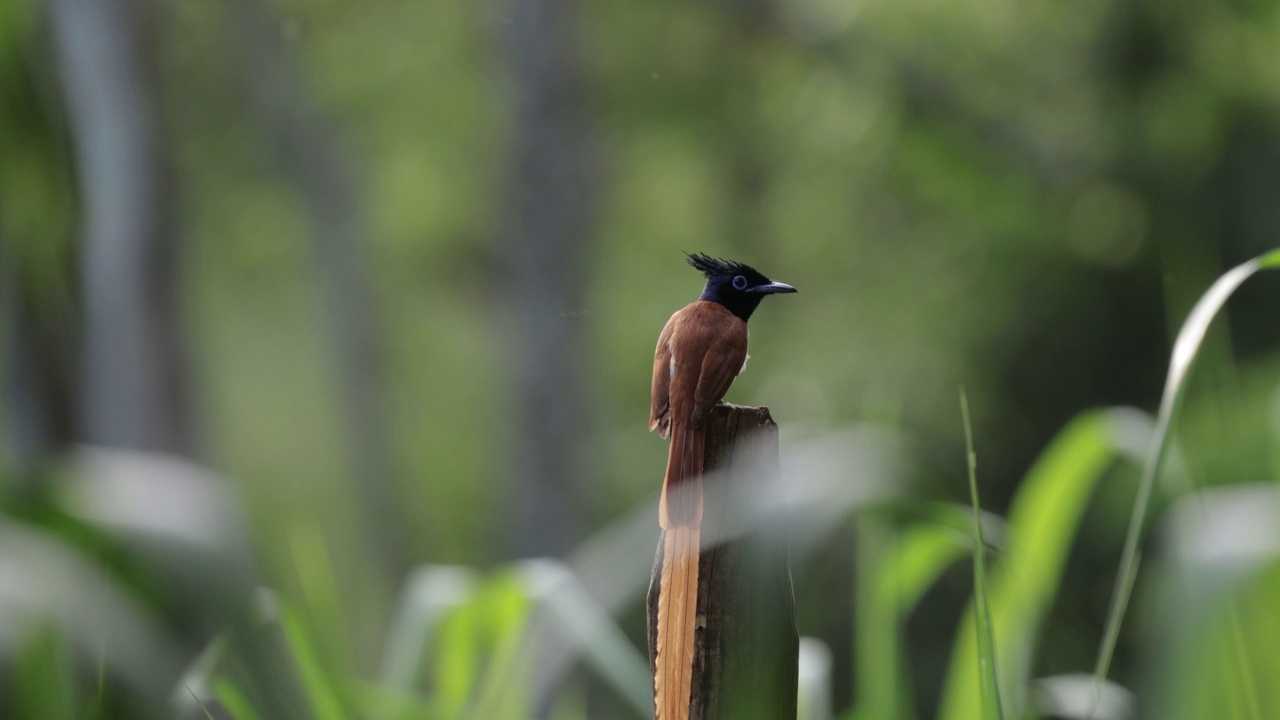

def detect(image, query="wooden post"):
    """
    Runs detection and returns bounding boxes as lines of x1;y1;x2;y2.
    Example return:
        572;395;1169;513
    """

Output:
646;404;799;720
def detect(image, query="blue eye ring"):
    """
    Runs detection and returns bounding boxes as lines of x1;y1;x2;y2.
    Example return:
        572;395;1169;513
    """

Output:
732;275;748;290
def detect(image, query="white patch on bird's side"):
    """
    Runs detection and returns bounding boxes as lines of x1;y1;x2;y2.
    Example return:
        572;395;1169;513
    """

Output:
670;356;675;379
741;353;750;372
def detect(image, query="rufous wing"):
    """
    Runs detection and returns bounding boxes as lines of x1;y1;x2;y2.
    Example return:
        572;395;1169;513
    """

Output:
650;314;676;438
690;332;748;429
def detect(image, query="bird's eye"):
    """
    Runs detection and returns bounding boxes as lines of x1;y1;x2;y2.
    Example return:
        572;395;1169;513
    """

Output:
732;275;748;290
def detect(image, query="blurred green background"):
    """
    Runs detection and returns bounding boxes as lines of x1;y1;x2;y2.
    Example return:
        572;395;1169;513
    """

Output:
3;0;1280;718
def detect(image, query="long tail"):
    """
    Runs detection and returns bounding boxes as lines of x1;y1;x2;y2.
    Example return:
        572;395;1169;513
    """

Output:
655;422;704;720
656;524;700;720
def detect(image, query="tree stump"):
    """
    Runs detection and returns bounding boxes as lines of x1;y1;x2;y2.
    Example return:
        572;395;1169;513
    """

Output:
645;403;799;720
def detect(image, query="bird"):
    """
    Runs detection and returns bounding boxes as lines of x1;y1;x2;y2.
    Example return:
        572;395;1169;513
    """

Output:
648;253;796;720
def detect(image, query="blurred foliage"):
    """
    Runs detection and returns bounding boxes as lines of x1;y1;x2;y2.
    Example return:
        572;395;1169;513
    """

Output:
4;0;1280;717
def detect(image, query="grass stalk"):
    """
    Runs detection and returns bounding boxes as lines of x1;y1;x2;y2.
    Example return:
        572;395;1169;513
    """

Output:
960;388;1004;720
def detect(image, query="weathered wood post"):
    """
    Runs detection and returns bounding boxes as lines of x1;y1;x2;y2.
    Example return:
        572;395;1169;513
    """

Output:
646;403;799;720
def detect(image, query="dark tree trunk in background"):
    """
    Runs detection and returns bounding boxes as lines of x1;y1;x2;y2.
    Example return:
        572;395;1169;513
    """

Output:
0;265;74;489
497;0;599;558
48;0;194;456
0;245;75;492
231;0;405;574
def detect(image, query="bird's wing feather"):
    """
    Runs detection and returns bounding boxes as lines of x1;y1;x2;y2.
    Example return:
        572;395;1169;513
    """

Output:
690;317;748;429
649;313;677;438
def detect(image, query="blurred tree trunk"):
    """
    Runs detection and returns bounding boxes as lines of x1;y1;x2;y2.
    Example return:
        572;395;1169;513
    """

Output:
231;0;405;574
0;255;75;492
496;0;599;558
47;0;194;457
0;13;78;491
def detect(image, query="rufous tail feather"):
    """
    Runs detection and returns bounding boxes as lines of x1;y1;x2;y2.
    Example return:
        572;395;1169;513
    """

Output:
655;422;704;720
655;523;699;720
659;423;705;528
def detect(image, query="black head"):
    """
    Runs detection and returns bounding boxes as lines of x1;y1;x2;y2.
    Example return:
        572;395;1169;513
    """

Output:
686;253;796;322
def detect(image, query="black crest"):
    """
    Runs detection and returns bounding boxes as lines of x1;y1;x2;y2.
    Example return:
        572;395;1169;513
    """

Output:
686;252;752;278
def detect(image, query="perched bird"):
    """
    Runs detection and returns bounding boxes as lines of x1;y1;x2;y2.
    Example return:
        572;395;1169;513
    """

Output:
648;253;796;720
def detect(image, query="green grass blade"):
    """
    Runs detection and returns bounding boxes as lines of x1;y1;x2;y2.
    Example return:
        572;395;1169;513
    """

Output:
1092;248;1280;699
212;678;263;720
1145;490;1280;719
462;571;535;720
1089;551;1139;720
960;389;1004;720
942;410;1119;720
13;625;77;720
279;601;350;720
378;566;478;693
515;560;652;717
879;520;972;616
853;516;969;720
1227;604;1264;720
853;514;903;720
431;600;481;714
